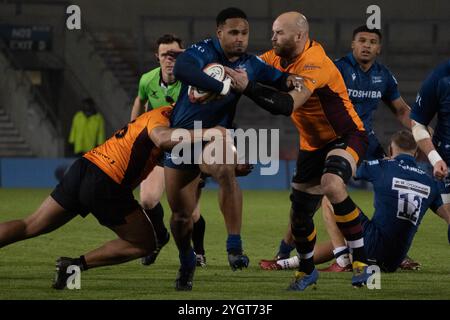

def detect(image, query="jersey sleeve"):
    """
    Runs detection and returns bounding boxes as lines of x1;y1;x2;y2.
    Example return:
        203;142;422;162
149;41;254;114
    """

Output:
183;40;215;69
259;50;273;64
410;71;439;126
173;41;224;93
252;56;288;90
355;160;381;182
147;107;171;135
382;68;401;103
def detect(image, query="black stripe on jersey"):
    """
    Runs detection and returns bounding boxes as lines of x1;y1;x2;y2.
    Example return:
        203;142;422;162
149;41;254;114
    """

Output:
122;128;156;188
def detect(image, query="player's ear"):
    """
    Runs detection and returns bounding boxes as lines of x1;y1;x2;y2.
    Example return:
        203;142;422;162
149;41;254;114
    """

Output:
376;44;381;56
155;52;160;62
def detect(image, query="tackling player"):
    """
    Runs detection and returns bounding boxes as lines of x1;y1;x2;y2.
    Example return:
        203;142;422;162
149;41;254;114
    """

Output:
0;106;222;289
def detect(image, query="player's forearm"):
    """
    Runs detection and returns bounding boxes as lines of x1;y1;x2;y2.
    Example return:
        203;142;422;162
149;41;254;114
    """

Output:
397;111;412;129
130;97;146;121
412;121;437;154
174;54;225;94
391;98;412;129
243;81;294;116
151;126;228;150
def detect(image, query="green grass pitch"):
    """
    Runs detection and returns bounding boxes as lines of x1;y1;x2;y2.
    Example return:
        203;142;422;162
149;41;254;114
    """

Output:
0;188;448;300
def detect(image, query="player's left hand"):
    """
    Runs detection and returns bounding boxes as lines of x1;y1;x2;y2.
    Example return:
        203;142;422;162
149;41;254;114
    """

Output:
286;74;304;92
224;66;249;93
433;160;448;180
166;48;185;59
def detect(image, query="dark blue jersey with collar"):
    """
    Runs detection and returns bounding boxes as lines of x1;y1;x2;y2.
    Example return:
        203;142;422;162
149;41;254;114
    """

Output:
410;60;450;164
356;154;444;261
334;53;401;133
170;37;287;129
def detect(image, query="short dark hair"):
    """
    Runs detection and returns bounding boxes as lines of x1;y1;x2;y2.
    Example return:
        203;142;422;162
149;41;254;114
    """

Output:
352;25;382;40
216;7;247;27
82;98;95;108
156;34;183;50
391;130;417;152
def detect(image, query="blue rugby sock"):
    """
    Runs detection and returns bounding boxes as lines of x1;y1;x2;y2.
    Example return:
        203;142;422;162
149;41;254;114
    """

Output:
179;248;196;269
226;234;242;255
277;239;295;259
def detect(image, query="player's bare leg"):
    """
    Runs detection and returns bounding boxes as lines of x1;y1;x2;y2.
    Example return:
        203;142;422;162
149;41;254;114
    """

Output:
140;166;170;266
165;166;200;290
200;139;248;271
83;209;157;268
0;196;76;248
319;196;352;271
321;148;369;286
53;207;157;289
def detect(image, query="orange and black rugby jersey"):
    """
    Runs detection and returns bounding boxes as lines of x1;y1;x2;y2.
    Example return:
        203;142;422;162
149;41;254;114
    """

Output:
84;106;171;189
260;40;365;151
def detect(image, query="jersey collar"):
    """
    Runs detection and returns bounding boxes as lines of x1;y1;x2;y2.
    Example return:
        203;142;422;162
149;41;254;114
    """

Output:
347;52;381;73
395;154;417;164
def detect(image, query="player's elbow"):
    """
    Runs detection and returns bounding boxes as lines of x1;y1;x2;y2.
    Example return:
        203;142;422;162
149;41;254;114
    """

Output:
411;121;431;142
151;128;172;150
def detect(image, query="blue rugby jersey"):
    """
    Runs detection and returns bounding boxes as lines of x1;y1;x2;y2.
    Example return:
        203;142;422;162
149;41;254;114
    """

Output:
170;37;287;129
411;60;450;164
334;53;401;134
356;154;445;265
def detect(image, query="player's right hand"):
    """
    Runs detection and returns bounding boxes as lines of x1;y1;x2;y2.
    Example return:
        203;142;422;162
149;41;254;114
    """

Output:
433;160;448;180
224;66;249;93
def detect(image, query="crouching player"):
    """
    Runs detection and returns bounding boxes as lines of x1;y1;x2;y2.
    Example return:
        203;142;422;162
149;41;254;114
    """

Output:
0;106;223;289
260;131;450;272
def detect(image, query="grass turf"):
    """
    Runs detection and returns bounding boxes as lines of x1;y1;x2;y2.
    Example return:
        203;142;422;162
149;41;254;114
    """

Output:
0;188;448;300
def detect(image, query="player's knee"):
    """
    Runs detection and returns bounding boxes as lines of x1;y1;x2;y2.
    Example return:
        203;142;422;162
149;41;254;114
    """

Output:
321;155;352;191
171;212;192;225
140;197;160;210
140;189;162;209
321;174;345;197
210;164;235;184
290;189;322;216
289;189;322;231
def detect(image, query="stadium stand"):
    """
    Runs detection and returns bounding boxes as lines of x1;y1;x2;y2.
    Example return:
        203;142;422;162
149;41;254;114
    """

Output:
0;0;449;159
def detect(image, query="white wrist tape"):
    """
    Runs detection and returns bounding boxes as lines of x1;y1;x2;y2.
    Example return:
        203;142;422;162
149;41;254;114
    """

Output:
412;122;431;141
428;150;443;166
220;77;231;95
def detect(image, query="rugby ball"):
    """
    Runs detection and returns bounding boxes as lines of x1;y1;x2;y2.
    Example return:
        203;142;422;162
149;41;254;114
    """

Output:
188;63;226;104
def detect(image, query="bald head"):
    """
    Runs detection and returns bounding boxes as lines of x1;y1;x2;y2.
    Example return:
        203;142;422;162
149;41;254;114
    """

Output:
271;12;309;60
275;12;309;34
